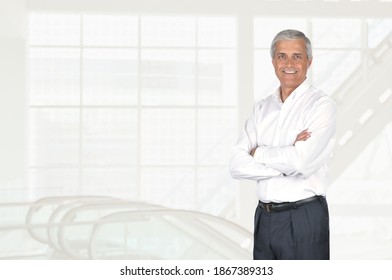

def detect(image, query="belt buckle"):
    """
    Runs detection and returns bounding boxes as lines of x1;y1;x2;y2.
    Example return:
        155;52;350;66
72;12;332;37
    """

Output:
266;204;273;213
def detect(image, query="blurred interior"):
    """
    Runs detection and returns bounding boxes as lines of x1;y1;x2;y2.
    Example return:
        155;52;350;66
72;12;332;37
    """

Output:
1;0;391;259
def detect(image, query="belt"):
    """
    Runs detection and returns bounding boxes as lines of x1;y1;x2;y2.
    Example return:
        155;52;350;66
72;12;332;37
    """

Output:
259;196;321;213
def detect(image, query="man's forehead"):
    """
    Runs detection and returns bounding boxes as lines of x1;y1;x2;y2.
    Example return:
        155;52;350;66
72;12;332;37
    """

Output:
275;40;306;52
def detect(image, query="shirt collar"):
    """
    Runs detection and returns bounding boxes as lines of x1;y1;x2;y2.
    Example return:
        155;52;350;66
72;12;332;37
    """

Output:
274;79;312;103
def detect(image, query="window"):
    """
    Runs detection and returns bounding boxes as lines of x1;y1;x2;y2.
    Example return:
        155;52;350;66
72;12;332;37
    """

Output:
28;14;238;216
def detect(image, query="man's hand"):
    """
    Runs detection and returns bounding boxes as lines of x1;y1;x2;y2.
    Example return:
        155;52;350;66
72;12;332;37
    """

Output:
249;129;311;157
250;147;257;157
294;129;311;145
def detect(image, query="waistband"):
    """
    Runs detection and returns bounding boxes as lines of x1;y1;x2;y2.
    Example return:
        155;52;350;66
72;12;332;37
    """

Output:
258;196;323;213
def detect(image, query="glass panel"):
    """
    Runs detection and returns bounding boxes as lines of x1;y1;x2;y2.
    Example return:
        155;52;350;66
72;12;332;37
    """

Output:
367;19;392;48
83;15;138;46
28;13;81;46
141;16;196;47
197;17;236;48
27;13;240;220
29;108;80;166
198;50;237;106
141;167;195;209
331;123;392;180
312;50;361;95
28;48;80;106
141;50;195;106
82;168;138;200
83;48;138;105
328;123;392;259
28;168;80;198
198;167;237;216
254;18;308;48
254;50;279;101
312;19;361;49
198;108;237;165
141;109;195;165
82;108;138;166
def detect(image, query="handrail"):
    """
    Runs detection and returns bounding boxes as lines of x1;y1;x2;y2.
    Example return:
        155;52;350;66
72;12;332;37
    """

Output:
25;196;118;245
1;197;252;259
54;200;166;259
88;209;252;260
332;30;392;103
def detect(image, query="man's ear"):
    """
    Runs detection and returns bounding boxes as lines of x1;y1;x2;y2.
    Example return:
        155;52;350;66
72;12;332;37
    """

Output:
272;58;276;68
307;59;313;68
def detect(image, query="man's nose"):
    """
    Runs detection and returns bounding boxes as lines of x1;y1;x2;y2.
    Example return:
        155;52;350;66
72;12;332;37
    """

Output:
284;57;294;66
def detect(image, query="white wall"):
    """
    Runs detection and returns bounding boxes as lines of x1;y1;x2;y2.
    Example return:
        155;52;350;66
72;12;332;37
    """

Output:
26;0;392;17
0;0;26;193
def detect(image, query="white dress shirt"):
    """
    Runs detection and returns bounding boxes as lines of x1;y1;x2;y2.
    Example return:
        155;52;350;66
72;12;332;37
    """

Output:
230;80;336;203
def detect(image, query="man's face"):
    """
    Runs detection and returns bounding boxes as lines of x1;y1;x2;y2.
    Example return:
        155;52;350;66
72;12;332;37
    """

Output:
272;39;312;92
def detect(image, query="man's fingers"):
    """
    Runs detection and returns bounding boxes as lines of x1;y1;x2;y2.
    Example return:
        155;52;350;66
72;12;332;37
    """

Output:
298;132;311;140
294;129;311;145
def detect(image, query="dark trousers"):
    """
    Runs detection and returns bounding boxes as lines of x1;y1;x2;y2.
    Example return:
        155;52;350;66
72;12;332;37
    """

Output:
253;196;330;260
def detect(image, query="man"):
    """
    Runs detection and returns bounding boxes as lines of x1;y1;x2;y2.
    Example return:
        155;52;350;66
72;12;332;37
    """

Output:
230;29;336;260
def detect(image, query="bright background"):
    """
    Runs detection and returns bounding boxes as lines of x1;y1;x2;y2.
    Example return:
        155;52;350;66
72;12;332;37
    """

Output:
1;0;391;259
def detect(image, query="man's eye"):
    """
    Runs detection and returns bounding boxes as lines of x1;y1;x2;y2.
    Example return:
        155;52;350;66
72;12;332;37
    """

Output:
294;55;302;60
277;54;285;59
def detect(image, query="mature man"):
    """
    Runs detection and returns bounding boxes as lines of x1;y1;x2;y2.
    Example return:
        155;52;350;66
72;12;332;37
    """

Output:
230;29;336;260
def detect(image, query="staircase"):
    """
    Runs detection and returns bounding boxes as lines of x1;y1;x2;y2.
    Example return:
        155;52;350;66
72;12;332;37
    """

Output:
329;31;392;181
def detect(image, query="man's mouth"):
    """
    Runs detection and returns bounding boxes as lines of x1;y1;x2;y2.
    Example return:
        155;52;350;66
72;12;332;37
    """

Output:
282;69;297;74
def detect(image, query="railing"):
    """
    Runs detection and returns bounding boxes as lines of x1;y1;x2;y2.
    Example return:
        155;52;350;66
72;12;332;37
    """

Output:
329;31;392;181
332;30;392;105
0;196;252;260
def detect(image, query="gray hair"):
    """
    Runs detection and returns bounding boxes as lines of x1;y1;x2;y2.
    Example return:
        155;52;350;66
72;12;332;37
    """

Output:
270;29;313;59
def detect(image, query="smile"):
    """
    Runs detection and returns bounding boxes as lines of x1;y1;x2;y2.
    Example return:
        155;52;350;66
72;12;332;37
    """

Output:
282;69;297;74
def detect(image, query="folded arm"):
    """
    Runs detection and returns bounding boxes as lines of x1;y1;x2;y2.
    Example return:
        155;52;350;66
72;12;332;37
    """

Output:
253;98;336;178
230;104;282;181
